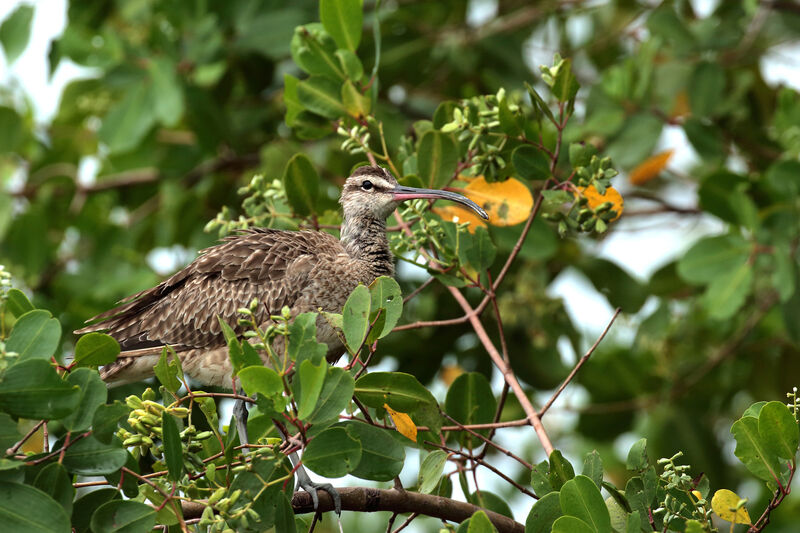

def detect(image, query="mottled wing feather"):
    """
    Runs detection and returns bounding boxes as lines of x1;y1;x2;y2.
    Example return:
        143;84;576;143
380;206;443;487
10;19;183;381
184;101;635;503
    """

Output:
76;229;343;352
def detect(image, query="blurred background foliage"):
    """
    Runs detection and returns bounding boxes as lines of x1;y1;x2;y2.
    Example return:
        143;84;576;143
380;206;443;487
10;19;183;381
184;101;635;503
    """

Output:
1;0;800;529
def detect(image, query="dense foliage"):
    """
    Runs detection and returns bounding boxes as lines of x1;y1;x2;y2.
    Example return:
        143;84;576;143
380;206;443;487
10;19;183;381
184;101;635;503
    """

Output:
1;0;800;531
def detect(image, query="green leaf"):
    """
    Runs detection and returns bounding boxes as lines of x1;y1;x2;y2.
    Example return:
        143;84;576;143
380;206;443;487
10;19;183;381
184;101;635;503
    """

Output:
90;500;157;533
336;49;364;80
153;347;182;394
525;491;562;533
343;421;405;481
684;117;725;162
73;333;120;367
758;401;799;461
461;226;497;272
731;415;783;483
5;288;33;317
581;258;647;313
569;143;598;168
0;413;20;451
33;463;74;516
92;401;130;444
701;262;752;320
320;0;362;51
551;58;580;103
288;312;327;366
445;372;496;446
469;491;513;519
0;5;34;65
0;106;23;153
341;79;370;117
62;368;107;432
418;130;458;189
290;24;344;80
71;488;120;533
512;145;551;181
677;235;750;285
467;510;498;533
238;366;284;406
0;481;70;533
606;113;662;168
355;371;438;412
342;283;371;351
530;460;553;498
61;435;128;475
0;359;80;419
98;82;157;154
295;359;327;420
282;153;320;217
284;73;303;126
548;449;575;491
689;61;725;117
497;98;522;137
551;515;594;533
303;427;361;478
368;276;403;339
6;309;61;361
274;492;297;533
419;449;448;494
559;475;611;532
308;366;355;424
147;57;184;126
297;75;347;119
626;438;649;471
582;450;603;489
161;411;183;481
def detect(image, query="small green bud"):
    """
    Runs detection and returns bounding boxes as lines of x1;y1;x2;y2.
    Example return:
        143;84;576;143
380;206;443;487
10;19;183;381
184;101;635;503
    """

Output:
142;388;156;402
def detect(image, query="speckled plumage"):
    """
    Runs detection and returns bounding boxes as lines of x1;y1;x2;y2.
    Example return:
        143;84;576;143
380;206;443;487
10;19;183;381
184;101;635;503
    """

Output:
77;165;486;387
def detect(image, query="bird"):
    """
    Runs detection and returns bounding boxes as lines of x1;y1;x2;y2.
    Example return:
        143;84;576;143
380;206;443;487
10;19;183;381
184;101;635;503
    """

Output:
76;164;488;511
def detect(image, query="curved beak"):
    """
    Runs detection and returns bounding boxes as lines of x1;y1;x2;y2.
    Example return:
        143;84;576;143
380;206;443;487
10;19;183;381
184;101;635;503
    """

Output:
390;185;489;220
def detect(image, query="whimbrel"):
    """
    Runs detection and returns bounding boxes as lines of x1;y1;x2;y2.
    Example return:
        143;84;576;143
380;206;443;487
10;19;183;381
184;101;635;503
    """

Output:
77;164;488;510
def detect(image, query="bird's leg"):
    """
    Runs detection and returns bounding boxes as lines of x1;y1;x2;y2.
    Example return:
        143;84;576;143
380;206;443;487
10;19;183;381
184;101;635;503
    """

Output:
275;423;342;516
233;391;250;453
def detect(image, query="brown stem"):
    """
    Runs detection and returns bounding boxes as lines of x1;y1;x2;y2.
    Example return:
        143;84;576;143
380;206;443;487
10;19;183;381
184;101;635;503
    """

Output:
447;286;554;456
183;487;524;533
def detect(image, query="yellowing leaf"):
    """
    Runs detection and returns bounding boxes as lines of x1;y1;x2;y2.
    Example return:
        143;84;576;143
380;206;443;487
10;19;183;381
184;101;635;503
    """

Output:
671;90;691;119
711;489;752;525
576;185;624;221
439;364;464;386
433;205;487;233
630;149;674;185
19;420;44;454
433;176;533;232
384;403;417;442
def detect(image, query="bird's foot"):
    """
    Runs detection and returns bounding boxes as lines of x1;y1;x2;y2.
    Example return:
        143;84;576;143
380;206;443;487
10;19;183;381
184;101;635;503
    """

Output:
296;465;342;516
232;395;250;453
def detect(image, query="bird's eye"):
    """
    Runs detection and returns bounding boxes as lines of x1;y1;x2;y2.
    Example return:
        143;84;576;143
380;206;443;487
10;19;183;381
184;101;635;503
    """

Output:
361;180;373;190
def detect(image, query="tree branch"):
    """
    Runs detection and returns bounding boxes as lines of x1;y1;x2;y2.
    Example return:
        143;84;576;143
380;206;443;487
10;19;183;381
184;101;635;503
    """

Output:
184;487;524;533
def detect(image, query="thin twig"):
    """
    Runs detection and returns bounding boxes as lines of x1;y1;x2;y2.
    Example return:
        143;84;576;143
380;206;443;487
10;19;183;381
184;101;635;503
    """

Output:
539;308;621;416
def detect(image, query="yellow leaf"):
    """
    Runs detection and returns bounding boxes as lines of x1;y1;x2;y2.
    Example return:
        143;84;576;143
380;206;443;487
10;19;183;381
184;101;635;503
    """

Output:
384;403;417;442
711;489;752;525
440;364;464;386
18;420;44;454
433;176;533;232
576;185;624;221
630;149;674;185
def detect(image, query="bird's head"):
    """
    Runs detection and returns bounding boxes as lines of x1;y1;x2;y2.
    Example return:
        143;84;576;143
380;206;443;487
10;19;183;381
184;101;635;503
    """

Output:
341;165;488;221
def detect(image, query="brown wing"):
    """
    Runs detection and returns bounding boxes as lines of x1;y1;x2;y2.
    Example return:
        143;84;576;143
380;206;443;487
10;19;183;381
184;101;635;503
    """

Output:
76;228;344;351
